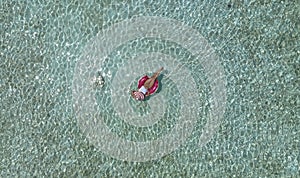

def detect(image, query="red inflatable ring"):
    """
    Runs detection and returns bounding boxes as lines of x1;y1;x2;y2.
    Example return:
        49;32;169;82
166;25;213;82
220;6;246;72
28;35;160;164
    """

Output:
137;75;159;95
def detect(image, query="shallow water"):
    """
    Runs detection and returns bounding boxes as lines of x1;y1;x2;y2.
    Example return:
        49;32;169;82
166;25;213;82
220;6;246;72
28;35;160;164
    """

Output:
1;0;299;177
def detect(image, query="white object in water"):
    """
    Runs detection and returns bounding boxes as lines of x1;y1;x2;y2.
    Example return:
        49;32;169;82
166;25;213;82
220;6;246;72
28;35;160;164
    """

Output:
91;74;105;88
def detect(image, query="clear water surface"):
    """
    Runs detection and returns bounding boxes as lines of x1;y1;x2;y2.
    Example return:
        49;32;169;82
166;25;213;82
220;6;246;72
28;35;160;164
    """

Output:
1;0;299;177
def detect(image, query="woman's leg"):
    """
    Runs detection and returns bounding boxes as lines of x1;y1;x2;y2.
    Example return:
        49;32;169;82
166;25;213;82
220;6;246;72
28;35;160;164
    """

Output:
144;67;163;89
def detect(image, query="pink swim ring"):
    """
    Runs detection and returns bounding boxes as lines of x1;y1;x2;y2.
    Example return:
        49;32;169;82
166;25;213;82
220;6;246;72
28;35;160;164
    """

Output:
137;75;159;95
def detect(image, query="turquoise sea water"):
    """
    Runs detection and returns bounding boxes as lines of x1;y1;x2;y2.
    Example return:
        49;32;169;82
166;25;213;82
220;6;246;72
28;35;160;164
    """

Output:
1;0;299;177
